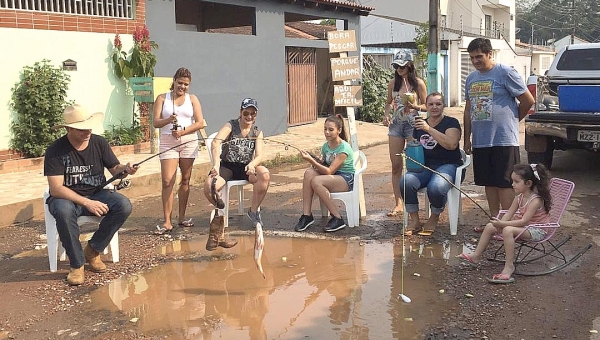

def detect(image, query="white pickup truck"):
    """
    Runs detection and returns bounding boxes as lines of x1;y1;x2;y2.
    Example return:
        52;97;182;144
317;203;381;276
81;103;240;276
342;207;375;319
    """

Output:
524;43;600;169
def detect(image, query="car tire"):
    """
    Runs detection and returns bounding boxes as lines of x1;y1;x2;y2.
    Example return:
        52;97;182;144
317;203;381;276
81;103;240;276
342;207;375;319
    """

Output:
527;148;554;170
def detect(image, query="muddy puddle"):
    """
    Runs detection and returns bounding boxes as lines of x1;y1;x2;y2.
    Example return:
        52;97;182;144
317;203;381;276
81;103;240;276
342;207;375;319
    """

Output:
89;236;469;339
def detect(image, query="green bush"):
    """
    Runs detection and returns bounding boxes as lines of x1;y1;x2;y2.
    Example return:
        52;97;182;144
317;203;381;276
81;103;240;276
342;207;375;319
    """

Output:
359;56;393;123
103;120;143;146
10;60;71;157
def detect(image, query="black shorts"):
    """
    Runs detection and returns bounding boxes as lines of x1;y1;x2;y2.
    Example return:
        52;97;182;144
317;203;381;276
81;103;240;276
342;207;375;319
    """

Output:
472;146;520;188
220;162;249;181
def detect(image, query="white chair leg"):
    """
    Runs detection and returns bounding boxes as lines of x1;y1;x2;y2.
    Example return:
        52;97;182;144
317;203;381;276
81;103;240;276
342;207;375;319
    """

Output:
59;243;67;261
237;185;244;215
424;193;431;219
45;211;59;272
223;186;230;229
447;188;460;236
458;192;464;225
110;231;119;263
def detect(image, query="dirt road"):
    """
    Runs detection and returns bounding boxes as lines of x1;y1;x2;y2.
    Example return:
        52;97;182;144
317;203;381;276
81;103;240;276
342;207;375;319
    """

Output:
0;143;599;339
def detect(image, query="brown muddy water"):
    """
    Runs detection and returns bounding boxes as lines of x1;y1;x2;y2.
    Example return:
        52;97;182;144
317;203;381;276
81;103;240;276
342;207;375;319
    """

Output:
89;236;472;339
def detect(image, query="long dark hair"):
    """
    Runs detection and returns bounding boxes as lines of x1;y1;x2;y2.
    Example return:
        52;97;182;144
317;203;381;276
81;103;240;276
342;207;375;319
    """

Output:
513;163;552;213
170;67;192;91
393;61;419;93
325;114;348;142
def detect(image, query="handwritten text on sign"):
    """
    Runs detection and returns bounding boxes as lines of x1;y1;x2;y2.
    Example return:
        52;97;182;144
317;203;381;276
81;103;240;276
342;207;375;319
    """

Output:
327;30;357;53
330;56;361;81
334;85;363;107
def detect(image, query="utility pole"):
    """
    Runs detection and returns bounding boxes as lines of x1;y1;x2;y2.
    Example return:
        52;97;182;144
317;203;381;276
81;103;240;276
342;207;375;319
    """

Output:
530;24;534;75
428;0;441;93
570;0;575;44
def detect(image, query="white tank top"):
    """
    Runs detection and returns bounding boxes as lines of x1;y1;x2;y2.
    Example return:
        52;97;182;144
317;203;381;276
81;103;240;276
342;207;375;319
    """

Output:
160;92;194;135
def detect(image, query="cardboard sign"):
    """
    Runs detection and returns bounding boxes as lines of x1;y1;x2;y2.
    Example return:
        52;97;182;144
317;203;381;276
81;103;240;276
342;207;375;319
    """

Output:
327;30;357;53
334;85;363;107
330;56;361;81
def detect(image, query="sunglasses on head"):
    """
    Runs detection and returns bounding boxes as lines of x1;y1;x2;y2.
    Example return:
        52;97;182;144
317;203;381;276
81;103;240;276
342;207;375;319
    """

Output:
393;64;407;70
242;110;257;117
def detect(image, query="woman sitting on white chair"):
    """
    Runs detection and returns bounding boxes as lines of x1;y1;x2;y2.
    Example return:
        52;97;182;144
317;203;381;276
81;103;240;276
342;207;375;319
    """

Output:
400;92;462;236
294;115;356;233
202;98;271;250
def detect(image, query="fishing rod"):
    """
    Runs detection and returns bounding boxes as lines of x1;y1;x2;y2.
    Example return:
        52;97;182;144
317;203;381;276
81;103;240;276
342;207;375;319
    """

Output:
396;152;493;220
96;129;312;193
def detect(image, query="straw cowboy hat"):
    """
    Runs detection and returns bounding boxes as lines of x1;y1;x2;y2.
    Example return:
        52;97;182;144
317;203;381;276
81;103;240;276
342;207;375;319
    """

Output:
53;104;105;130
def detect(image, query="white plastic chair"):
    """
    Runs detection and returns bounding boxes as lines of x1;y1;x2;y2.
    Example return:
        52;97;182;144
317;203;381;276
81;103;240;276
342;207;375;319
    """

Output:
206;132;252;228
403;149;471;235
44;186;119;272
320;150;368;227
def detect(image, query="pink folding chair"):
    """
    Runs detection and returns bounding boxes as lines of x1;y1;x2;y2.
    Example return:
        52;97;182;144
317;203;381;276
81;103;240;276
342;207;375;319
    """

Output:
489;178;592;276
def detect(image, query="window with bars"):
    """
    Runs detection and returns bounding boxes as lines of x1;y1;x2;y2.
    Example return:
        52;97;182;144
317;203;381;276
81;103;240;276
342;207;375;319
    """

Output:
0;0;133;19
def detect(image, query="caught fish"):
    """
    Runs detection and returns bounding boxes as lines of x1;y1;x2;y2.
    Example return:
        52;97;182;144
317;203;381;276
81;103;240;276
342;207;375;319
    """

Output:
254;222;265;279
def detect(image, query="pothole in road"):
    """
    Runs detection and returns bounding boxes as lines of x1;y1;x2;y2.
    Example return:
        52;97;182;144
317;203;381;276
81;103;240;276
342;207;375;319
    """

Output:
88;236;469;339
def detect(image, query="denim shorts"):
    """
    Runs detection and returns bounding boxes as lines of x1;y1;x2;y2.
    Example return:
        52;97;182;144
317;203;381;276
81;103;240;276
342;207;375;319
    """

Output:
388;116;414;139
527;227;547;242
335;171;354;191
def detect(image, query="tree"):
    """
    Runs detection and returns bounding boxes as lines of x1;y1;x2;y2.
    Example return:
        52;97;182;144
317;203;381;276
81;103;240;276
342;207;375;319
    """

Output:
414;22;429;81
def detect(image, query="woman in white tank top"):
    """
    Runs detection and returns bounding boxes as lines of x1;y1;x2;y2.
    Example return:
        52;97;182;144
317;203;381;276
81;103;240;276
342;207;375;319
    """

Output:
152;67;205;233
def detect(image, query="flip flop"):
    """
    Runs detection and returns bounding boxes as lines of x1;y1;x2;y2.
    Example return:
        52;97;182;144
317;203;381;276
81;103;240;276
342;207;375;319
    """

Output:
403;227;422;236
455;253;479;267
178;218;194;227
387;210;402;217
492;234;504;241
154;225;173;235
417;229;435;236
473;225;486;233
487;273;515;284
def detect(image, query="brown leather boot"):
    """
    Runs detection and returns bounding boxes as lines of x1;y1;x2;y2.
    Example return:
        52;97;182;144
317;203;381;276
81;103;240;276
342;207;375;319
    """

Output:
67;266;85;286
206;210;222;251
218;224;238;249
84;244;107;273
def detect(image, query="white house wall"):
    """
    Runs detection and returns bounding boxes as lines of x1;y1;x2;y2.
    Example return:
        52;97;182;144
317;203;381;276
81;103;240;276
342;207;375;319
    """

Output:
0;28;135;150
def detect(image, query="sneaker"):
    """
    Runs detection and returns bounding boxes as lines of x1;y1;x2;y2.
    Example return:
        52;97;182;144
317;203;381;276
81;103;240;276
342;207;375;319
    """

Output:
324;216;346;232
247;209;263;225
294;214;314;232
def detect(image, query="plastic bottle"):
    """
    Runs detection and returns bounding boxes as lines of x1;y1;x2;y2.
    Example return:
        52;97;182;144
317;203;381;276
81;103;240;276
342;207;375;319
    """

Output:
405;140;424;172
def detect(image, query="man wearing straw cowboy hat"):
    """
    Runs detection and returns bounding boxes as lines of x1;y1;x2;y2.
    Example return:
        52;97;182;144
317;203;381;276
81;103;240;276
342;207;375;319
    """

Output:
44;104;138;285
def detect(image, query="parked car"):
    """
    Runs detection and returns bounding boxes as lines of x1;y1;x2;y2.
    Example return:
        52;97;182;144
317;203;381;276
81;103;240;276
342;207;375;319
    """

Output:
524;43;600;169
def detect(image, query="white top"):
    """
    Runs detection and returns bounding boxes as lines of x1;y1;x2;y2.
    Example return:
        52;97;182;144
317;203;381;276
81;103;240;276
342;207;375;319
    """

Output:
159;92;194;135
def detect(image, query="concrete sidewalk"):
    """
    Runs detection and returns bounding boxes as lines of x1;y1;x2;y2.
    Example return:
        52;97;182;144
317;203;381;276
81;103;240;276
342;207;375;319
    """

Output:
0;117;394;227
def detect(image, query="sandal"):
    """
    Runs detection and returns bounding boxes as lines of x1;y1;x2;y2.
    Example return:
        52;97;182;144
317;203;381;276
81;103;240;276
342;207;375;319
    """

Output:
417;229;435;236
178;218;194;227
455;253;479;267
403;227;422;236
154;225;173;235
387;209;402;217
473;225;486;233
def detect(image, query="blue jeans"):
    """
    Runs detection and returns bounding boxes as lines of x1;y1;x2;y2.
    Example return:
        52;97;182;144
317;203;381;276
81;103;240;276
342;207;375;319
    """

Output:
47;189;132;269
399;164;458;215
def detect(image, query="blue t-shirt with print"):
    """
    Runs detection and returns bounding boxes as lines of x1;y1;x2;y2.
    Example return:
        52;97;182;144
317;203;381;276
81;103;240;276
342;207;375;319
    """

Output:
465;63;527;148
321;140;355;173
413;116;462;168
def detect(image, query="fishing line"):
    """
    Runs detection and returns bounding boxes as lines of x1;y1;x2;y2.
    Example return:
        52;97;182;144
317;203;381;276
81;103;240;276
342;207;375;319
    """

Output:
96;129;311;193
399;159;411;304
395;152;493;220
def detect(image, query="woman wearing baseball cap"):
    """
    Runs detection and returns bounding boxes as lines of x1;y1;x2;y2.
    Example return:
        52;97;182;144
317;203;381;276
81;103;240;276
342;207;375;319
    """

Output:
383;50;428;218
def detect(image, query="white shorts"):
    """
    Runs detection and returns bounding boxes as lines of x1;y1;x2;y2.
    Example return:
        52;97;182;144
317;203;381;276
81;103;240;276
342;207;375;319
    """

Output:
159;133;199;160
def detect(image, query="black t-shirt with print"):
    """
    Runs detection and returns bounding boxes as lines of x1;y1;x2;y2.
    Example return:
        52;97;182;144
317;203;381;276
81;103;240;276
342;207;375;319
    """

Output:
221;119;261;165
44;134;120;197
413;115;462;168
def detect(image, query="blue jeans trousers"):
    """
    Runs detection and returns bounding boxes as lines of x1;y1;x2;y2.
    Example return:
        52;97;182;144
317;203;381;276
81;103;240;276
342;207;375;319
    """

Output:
47;190;132;269
399;164;458;215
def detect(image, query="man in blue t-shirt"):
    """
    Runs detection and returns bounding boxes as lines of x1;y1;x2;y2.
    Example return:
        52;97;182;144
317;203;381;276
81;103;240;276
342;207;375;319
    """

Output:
44;104;138;285
463;38;535;224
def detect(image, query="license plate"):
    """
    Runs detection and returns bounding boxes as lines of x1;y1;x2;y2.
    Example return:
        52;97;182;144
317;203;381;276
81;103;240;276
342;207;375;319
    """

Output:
577;130;600;142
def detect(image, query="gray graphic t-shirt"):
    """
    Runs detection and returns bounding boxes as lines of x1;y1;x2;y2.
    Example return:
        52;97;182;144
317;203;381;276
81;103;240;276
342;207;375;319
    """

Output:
221;119;261;165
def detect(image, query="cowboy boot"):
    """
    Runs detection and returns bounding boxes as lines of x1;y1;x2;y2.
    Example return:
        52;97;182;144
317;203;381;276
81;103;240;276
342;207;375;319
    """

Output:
66;266;85;286
206;210;222;251
84;244;107;273
218;221;238;249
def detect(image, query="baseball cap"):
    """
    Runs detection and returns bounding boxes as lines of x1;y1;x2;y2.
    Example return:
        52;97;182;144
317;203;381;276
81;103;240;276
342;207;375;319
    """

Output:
241;98;258;110
391;50;414;67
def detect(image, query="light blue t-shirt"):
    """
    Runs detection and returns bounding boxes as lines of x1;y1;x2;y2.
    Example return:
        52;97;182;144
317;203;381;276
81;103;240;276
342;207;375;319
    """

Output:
465;63;527;148
321;140;355;174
